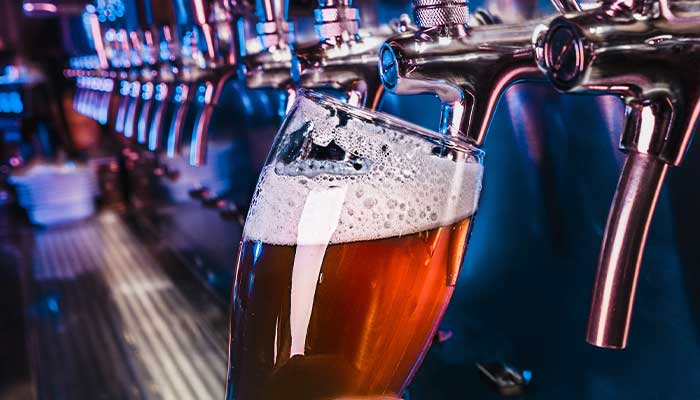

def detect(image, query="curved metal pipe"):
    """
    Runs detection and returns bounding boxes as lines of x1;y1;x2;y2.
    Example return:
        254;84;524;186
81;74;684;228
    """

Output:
114;81;132;133
148;83;172;151
587;152;668;349
137;82;155;143
189;68;238;166
123;82;142;139
166;83;193;157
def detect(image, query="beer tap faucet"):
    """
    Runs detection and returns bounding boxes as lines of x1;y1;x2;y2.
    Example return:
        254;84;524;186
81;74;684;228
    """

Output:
187;0;250;166
163;0;212;158
534;0;700;349
112;0;143;136
292;0;392;110
122;28;146;139
130;0;163;145
377;0;578;145
144;0;180;152
242;0;296;109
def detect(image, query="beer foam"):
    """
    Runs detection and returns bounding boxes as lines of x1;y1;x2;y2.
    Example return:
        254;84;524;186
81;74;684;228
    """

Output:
243;96;484;246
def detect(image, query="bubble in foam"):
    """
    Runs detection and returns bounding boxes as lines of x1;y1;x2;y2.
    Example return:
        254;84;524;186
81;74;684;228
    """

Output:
243;96;484;246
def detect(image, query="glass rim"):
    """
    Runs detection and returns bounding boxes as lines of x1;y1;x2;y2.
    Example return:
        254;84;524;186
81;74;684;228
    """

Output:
294;89;485;160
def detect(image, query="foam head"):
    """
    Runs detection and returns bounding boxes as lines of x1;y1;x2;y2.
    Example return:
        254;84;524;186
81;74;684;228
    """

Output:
243;94;484;246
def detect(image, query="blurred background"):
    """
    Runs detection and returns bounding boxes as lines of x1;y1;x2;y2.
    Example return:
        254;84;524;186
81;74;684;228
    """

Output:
1;0;700;398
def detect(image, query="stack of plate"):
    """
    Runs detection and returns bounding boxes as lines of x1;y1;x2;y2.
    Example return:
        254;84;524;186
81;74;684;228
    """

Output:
10;162;99;226
163;141;235;202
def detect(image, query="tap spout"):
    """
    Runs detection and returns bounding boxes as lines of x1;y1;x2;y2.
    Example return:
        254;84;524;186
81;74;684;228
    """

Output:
137;81;155;143
189;67;239;165
148;82;173;151
114;80;132;133
588;152;668;349
166;83;194;157
123;81;142;139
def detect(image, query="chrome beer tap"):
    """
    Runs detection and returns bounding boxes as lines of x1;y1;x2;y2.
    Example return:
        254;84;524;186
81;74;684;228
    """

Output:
377;0;578;145
187;0;250;166
534;0;700;349
144;0;180;152
242;0;296;107
292;0;393;110
163;0;212;158
186;0;293;220
122;29;146;139
131;0;162;145
111;0;142;135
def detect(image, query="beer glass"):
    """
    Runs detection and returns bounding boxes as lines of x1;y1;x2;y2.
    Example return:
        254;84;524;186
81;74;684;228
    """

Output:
226;90;484;399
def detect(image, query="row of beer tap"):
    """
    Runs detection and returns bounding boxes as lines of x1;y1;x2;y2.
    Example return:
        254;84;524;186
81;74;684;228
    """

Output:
67;0;700;354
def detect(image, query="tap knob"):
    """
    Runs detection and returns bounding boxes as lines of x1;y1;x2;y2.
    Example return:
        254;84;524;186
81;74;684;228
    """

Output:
534;0;700;349
412;0;469;28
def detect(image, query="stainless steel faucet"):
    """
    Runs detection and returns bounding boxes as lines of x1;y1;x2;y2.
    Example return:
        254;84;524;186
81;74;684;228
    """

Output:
163;0;216;158
534;0;700;349
187;0;250;166
378;0;577;145
292;0;393;110
241;0;295;102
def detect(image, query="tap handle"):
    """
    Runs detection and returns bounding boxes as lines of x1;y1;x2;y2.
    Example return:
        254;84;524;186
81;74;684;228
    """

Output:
587;152;668;349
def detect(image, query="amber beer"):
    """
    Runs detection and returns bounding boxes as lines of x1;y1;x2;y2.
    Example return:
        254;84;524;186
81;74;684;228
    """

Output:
230;217;473;399
226;92;484;400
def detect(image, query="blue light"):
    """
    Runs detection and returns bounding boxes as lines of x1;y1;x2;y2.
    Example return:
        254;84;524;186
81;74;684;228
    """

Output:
253;241;263;264
10;92;23;113
48;298;59;313
522;370;533;384
119;80;129;96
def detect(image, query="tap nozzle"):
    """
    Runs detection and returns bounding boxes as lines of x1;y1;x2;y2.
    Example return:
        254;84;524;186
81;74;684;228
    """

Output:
535;0;700;348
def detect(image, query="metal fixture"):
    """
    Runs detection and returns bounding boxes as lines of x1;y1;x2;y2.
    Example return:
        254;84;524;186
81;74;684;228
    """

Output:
292;0;393;110
378;0;576;145
534;0;700;349
187;0;250;166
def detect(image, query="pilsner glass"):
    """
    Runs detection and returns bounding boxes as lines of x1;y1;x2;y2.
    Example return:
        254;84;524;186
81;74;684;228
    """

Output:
225;90;484;400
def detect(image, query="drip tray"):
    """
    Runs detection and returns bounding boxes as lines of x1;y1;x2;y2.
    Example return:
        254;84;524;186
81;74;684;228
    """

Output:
26;212;228;400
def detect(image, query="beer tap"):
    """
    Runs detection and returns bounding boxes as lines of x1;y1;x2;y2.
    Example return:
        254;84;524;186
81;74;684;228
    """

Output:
292;0;392;110
112;0;141;135
534;0;700;349
377;0;579;145
122;29;146;139
130;0;162;145
145;0;180;152
184;0;293;219
163;0;211;158
242;0;295;108
187;0;250;166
